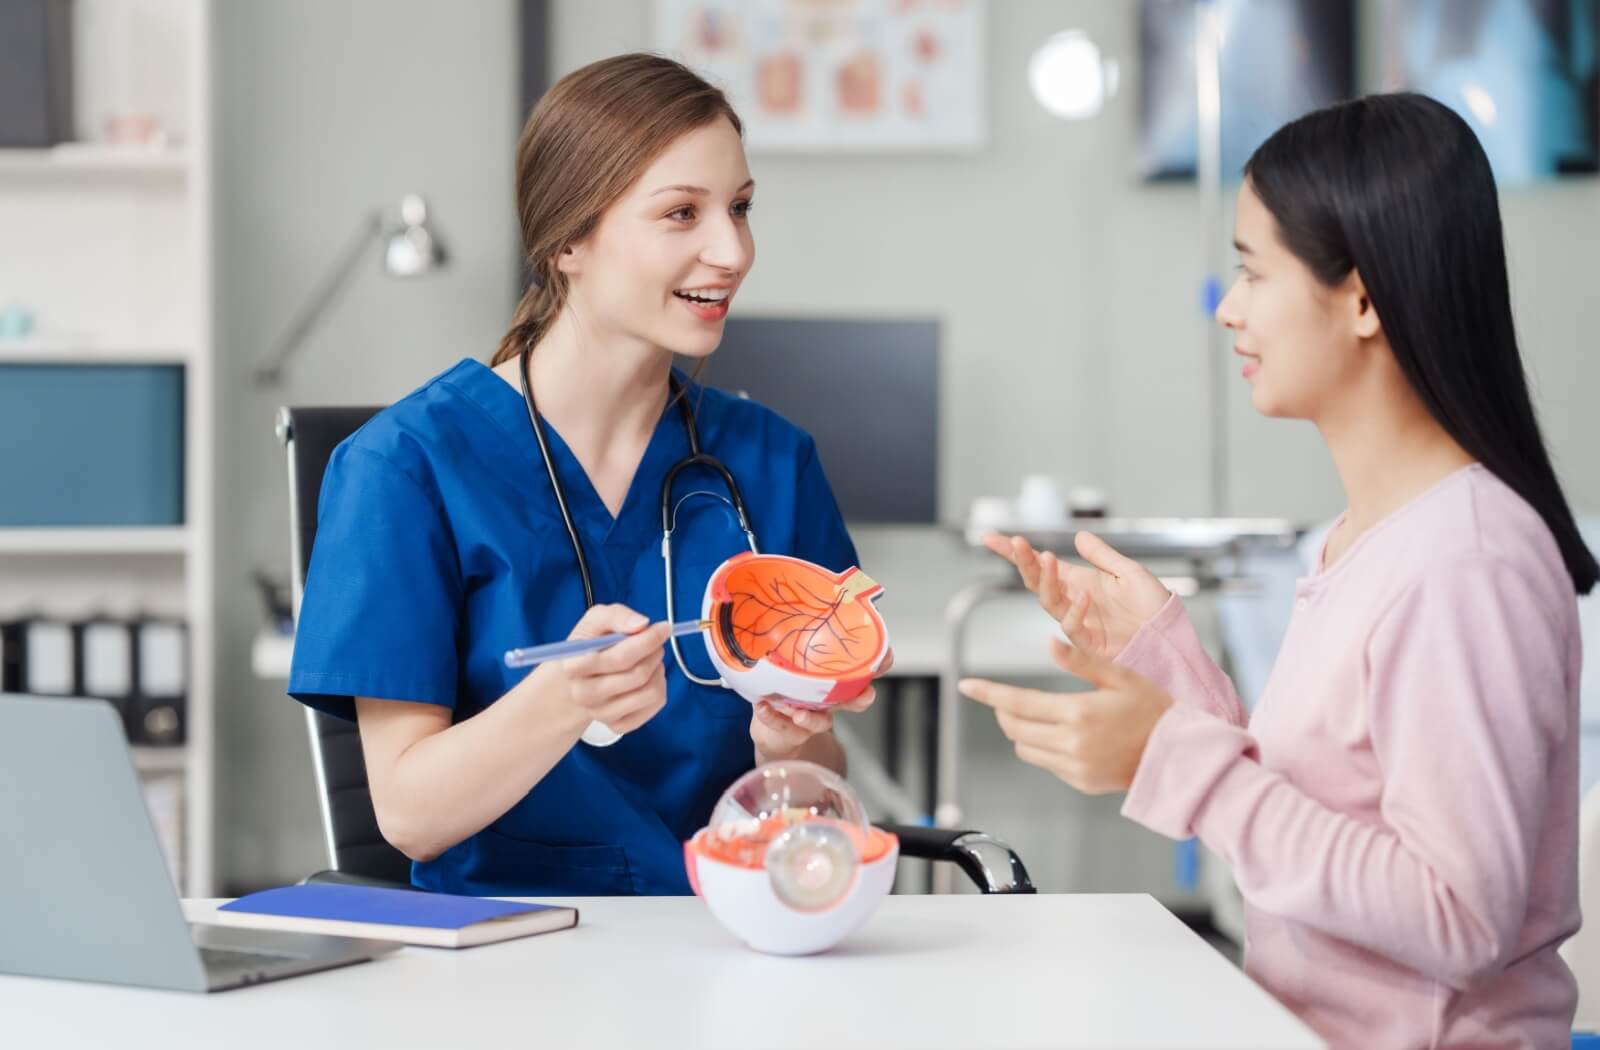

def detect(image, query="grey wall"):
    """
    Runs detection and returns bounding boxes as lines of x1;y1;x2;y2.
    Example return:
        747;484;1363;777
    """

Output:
211;0;1600;890
214;0;519;890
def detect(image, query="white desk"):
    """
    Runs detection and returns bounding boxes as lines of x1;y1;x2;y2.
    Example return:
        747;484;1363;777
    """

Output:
3;895;1322;1049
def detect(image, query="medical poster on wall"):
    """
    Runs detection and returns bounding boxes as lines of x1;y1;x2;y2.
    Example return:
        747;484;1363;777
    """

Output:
653;0;985;152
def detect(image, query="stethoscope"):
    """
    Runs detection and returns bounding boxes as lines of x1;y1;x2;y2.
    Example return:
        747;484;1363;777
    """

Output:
517;345;758;695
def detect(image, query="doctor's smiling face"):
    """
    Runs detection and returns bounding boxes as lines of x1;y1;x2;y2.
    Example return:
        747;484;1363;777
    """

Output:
555;117;755;360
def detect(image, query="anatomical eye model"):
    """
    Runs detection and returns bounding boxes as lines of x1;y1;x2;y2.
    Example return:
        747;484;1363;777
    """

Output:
684;760;900;956
702;552;890;710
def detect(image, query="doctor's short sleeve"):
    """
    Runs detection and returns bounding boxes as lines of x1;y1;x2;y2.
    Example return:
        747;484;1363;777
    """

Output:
288;444;463;722
792;436;859;574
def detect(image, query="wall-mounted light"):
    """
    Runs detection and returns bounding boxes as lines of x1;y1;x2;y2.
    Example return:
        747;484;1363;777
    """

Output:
1028;30;1119;121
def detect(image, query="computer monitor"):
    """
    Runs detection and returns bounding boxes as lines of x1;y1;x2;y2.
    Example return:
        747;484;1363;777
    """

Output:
685;316;940;525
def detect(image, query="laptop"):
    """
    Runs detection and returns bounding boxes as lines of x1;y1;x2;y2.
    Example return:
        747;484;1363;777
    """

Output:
0;694;399;992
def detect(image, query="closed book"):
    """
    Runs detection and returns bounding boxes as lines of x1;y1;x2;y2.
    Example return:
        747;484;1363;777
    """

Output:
210;883;578;948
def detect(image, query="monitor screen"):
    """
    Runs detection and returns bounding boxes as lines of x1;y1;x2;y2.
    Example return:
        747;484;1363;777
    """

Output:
1138;0;1355;180
682;316;939;525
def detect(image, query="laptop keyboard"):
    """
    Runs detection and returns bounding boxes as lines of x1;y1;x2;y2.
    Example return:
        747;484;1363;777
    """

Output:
198;945;303;975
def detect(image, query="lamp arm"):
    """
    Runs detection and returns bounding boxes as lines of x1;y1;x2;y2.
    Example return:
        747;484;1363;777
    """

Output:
254;209;384;384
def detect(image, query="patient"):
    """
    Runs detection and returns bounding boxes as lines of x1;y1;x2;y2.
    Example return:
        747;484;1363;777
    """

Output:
963;93;1595;1049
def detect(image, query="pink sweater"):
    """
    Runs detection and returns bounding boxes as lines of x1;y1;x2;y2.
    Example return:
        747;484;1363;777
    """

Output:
1120;465;1582;1048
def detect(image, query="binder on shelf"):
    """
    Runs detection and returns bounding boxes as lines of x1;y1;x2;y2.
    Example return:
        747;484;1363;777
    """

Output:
79;620;133;696
133;618;188;747
6;617;75;696
75;617;136;737
1;620;25;692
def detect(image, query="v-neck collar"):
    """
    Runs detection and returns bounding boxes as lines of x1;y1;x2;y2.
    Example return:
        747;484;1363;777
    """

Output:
442;357;694;538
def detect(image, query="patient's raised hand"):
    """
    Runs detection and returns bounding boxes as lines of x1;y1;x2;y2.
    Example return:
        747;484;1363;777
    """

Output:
981;531;1170;660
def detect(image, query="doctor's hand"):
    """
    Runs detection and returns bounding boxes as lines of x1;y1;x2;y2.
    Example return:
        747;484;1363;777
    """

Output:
547;605;672;738
982;531;1170;660
748;648;891;762
959;639;1171;795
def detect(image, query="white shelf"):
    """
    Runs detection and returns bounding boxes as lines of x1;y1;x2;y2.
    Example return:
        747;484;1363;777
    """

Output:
132;745;188;775
0;527;190;556
0;145;189;179
0;341;194;365
0;0;217;898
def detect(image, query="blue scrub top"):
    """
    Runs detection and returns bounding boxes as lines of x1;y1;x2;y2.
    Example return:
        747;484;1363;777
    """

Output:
288;358;858;896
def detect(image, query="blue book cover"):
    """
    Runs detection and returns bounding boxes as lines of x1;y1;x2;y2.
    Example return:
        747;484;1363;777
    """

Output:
215;884;577;947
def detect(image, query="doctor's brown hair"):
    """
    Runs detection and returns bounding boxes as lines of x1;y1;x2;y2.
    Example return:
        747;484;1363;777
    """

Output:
490;53;744;367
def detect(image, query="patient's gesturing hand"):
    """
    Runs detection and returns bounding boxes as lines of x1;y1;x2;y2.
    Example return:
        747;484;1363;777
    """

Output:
959;637;1173;795
982;531;1170;660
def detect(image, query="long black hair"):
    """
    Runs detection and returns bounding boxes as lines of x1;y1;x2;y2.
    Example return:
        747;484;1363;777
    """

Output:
1245;92;1597;595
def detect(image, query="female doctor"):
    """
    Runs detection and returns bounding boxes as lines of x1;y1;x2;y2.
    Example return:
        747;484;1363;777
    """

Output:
288;53;881;897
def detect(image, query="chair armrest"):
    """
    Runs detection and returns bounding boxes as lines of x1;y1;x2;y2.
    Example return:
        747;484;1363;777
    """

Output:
874;823;1036;894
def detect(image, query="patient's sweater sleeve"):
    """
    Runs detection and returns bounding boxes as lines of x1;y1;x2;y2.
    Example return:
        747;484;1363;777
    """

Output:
1114;594;1248;728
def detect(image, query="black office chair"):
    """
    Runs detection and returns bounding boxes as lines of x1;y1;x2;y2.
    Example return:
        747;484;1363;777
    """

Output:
277;405;1034;895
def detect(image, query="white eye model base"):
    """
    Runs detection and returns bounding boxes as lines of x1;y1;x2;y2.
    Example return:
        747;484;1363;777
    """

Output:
685;830;898;956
